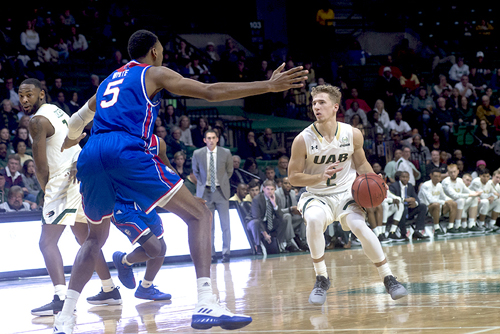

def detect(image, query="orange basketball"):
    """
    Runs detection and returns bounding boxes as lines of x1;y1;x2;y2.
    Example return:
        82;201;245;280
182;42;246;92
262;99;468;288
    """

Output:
351;173;387;208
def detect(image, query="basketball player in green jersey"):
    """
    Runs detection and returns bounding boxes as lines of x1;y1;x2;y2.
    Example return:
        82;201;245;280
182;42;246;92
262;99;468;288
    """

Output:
288;85;408;305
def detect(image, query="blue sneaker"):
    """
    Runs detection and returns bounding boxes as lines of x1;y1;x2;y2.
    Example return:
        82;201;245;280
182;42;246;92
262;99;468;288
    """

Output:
112;252;136;289
135;281;172;301
191;294;252;330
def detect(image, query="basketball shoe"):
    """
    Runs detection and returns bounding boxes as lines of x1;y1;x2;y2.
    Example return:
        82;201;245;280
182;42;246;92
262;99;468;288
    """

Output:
87;287;122;305
308;275;331;305
135;281;171;301
53;312;76;334
112;251;136;289
384;275;408;300
191;294;252;330
31;295;64;316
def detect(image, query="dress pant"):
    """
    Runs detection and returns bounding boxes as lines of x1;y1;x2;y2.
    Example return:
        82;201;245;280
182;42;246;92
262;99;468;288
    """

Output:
203;186;231;257
283;213;306;239
247;217;286;248
399;202;427;235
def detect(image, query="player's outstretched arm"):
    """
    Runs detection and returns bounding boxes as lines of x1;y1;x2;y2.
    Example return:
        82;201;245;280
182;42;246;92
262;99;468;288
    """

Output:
352;128;374;175
288;134;342;187
149;63;308;102
61;95;97;151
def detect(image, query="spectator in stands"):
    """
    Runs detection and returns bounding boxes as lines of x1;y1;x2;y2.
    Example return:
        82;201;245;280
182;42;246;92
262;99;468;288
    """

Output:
490;69;500;91
154;126;167;141
412;87;435;113
375;66;402;116
165;126;187;159
475;19;494;36
178;115;194;147
220;38;239;64
476;95;499;126
258;128;286;160
83;74;100;101
213;119;227;147
304;61;315;86
176;40;191;60
0;143;8;169
276;176;307;250
0;128;13;154
432;74;453;98
315;1;334;26
163;104;179;131
68;25;88;54
345;101;368;126
384;149;403;184
389;111;412;139
399;67;420;94
52;91;71;115
370;133;392;168
447;87;461;110
172;151;190;180
470;160;487;180
1;100;19;135
390;171;429;240
372;99;391;131
191;116;211;148
393;38;416;68
418;170;457;236
243;157;265;181
189;56;212;83
229;183;250;203
475;119;497;167
454;96;477;127
344;88;370;112
263;166;277;186
275;155;289;179
367;109;389;141
410;133;431;178
21;159;41;201
206;42;220;62
1;78;21;112
426;150;448;181
14;140;32;166
67;91;80;115
20;20;40;57
4;154;25;190
36;40;59;65
55;37;69;60
469;67;488;94
230;155;254;192
473;51;492;79
429;132;445;152
456;160;466;177
0;169;7;204
378;55;402;79
396;146;421;186
239;131;263;160
62;9;76;26
49;77;67;100
427;40;456;73
435;97;455;143
0;185;31;212
449;57;470;83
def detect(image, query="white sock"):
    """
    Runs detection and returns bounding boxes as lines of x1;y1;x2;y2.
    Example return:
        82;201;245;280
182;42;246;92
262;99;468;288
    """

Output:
122;254;133;266
101;278;115;293
478;220;485;228
434;224;440;230
447;222;454;229
197;277;212;303
390;224;398;233
59;289;80;319
377;263;393;280
54;284;66;300
462;221;467;229
455;220;461;229
468;218;475;228
488;219;496;228
313;260;328;278
141;279;153;289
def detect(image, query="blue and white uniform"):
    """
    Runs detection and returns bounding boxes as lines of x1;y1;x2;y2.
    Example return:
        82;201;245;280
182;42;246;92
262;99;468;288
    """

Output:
77;61;183;223
111;134;165;244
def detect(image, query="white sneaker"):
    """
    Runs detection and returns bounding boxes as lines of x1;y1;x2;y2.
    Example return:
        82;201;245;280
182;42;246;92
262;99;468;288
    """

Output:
53;313;76;334
191;294;252;330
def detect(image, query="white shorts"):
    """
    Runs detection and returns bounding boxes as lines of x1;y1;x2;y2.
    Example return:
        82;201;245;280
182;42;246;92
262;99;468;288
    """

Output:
298;190;365;232
42;167;86;226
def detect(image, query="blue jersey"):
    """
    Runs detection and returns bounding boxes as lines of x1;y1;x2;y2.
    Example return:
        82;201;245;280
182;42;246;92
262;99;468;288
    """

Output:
93;60;161;141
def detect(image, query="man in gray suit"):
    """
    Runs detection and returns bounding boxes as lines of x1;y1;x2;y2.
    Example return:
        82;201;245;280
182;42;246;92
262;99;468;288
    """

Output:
192;129;233;263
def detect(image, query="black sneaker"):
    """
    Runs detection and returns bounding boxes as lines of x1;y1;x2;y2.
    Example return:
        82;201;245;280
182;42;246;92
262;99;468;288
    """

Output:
388;232;407;242
31;295;64;316
447;227;461;235
87;287;122;305
378;234;392;244
434;228;446;237
384;275;408;300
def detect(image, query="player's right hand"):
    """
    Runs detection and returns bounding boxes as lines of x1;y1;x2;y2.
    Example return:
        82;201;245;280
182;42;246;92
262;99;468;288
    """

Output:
268;63;309;92
322;162;343;181
61;133;86;152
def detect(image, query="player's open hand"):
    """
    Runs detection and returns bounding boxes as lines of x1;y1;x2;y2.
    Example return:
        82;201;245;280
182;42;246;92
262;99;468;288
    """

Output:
322;162;343;181
61;133;86;152
268;63;308;93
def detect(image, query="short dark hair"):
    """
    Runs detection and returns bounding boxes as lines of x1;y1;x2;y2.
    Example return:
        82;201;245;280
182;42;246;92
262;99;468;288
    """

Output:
479;168;490;176
204;129;218;138
248;179;260;189
20;78;42;90
128;30;159;60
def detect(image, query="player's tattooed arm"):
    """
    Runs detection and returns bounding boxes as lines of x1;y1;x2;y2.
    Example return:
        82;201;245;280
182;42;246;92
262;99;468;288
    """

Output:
29;116;51;192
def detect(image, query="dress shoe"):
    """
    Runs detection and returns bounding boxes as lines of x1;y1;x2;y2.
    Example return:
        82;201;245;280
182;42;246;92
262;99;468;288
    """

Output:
211;256;218;264
295;237;309;251
286;244;302;252
412;231;430;240
222;255;230;263
325;242;335;250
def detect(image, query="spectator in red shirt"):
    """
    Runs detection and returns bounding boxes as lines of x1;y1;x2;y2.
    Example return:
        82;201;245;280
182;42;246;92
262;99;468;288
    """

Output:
344;87;371;112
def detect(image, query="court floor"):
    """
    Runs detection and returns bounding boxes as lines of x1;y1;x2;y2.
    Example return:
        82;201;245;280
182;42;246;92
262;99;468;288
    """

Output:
3;233;500;334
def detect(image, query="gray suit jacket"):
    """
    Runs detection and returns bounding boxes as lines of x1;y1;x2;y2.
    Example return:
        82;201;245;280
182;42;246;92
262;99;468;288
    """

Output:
192;146;233;200
275;188;298;215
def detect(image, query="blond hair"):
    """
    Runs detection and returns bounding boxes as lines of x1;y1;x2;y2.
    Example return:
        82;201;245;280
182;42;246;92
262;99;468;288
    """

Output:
311;85;342;105
447;164;457;171
493;169;500;176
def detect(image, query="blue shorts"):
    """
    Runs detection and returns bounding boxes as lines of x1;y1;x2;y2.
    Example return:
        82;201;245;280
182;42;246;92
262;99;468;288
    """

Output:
111;201;164;244
77;132;183;223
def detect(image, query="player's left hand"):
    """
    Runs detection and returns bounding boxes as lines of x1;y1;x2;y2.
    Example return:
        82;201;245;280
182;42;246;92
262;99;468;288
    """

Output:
61;133;86;152
378;173;389;190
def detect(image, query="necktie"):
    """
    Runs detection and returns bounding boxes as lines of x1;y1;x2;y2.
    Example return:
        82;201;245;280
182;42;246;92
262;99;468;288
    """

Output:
266;198;273;231
210;151;216;193
404;185;408;199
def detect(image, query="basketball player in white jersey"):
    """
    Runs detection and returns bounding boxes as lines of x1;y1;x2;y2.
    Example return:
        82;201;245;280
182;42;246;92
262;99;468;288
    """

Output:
18;79;121;316
288;85;407;305
469;168;499;231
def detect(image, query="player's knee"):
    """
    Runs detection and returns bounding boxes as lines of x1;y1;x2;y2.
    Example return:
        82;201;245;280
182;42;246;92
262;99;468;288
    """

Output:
145;238;166;258
304;206;327;233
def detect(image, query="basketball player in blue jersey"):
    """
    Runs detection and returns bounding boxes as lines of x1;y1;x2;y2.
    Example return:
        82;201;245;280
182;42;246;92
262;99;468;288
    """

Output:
288;85;408;306
110;134;174;301
54;29;308;333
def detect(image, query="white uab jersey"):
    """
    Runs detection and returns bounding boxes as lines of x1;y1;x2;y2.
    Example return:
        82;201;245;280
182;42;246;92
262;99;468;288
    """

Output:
32;104;81;177
301;122;356;195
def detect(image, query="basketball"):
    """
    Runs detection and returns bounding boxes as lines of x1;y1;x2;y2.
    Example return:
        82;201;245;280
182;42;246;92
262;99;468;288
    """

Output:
352;173;387;208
